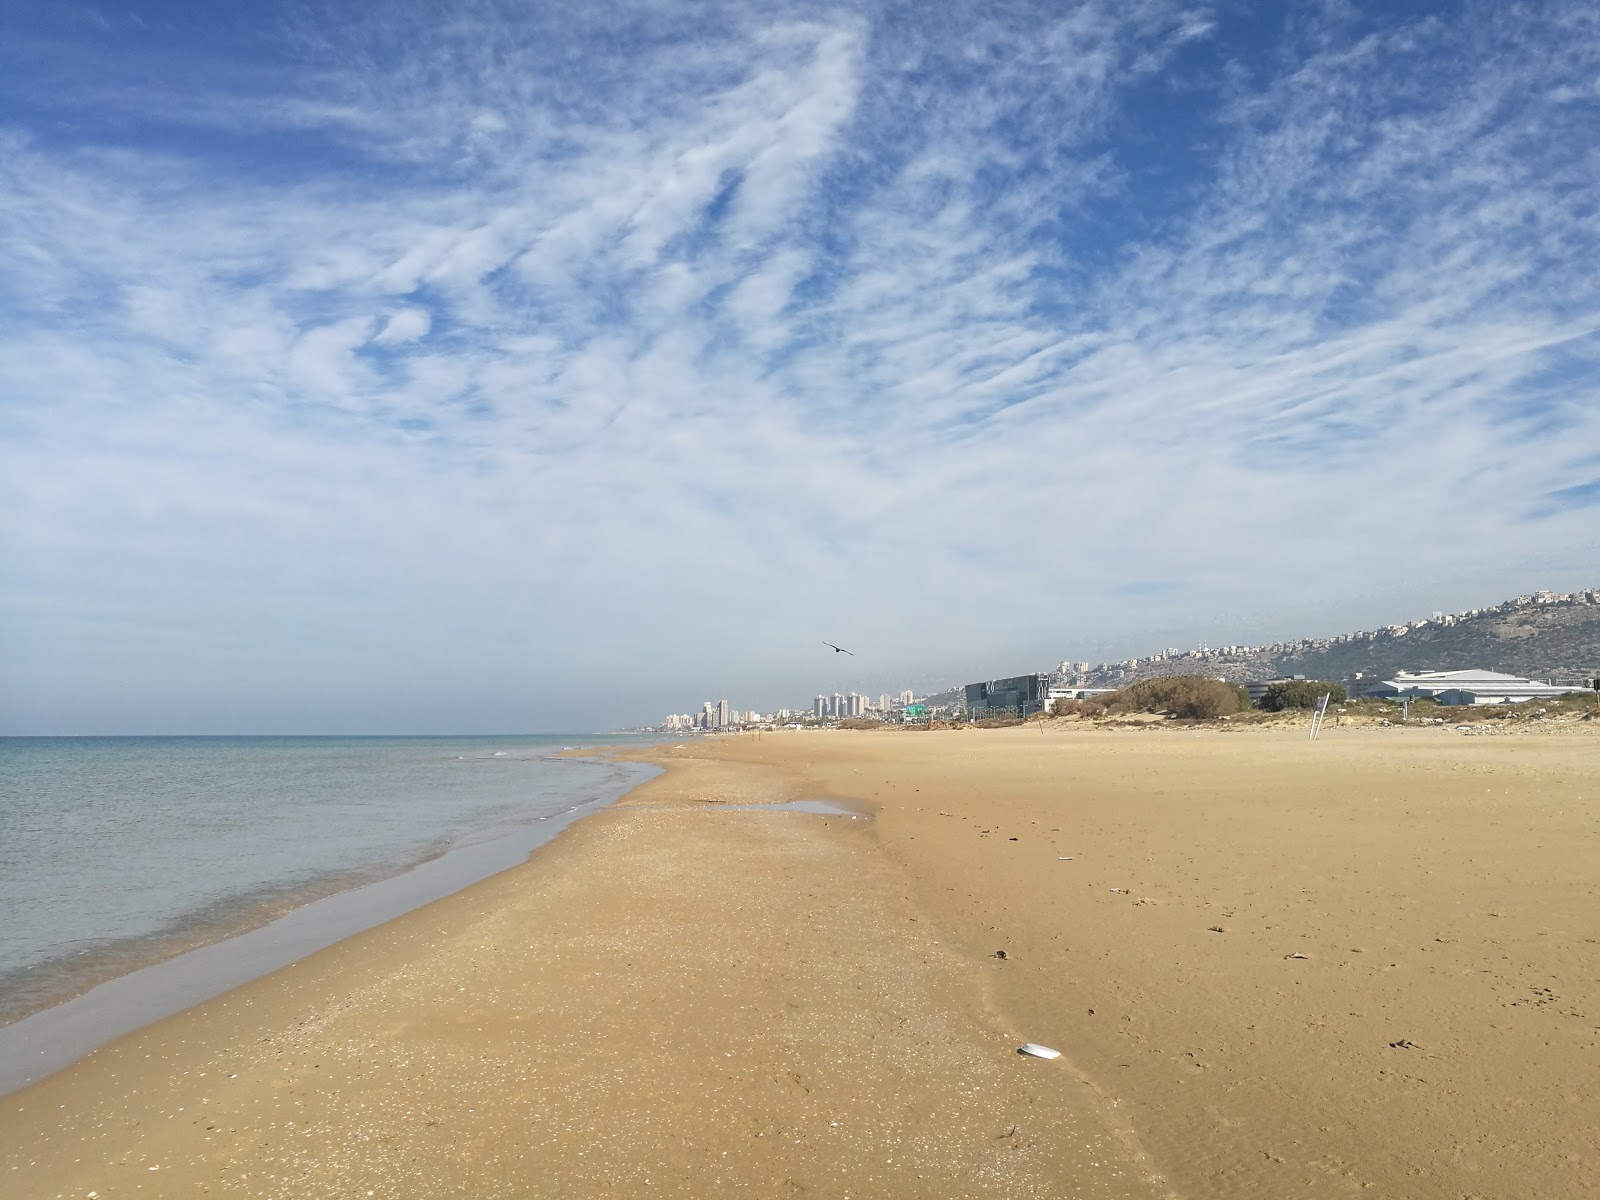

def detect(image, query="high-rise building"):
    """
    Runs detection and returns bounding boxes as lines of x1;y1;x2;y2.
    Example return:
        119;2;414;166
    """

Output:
831;693;844;719
878;694;891;711
848;693;865;717
900;690;915;705
717;699;730;727
814;696;825;719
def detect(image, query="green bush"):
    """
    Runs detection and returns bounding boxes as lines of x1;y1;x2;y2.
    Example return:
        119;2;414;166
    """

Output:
1100;675;1248;720
1259;680;1347;711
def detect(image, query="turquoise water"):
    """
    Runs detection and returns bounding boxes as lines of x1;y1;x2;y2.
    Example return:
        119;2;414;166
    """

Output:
0;734;658;1023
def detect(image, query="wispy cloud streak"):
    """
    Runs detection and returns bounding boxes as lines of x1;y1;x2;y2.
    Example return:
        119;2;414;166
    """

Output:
1;0;1597;730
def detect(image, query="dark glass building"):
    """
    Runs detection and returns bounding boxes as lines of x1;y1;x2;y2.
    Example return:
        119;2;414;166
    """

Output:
964;674;1048;717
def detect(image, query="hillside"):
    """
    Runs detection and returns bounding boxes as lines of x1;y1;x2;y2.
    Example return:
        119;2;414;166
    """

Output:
1062;589;1600;690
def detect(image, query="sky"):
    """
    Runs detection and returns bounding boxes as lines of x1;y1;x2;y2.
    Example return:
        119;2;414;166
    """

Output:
2;0;1598;734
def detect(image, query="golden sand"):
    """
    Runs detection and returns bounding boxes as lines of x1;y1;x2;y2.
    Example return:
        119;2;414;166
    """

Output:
3;724;1596;1198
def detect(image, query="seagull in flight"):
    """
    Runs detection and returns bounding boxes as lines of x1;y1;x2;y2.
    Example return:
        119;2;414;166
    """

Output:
823;641;855;656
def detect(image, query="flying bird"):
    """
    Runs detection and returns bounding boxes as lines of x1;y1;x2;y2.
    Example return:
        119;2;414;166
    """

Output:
823;641;855;656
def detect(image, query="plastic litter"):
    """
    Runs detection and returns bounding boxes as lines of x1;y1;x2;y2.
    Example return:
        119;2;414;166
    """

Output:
1017;1043;1061;1060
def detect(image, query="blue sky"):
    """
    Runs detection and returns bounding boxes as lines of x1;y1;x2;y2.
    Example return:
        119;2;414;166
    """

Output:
2;0;1597;733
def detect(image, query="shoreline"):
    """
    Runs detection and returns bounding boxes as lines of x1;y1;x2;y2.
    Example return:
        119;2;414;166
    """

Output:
0;757;660;1096
3;724;1595;1197
0;834;458;1029
0;733;668;1032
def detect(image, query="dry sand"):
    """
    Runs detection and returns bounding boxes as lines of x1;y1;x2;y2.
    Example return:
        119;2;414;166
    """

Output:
3;723;1596;1198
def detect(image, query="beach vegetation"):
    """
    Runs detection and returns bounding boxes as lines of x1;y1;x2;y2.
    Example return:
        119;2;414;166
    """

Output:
1050;699;1109;718
1313;693;1599;726
1098;675;1248;720
1259;680;1347;710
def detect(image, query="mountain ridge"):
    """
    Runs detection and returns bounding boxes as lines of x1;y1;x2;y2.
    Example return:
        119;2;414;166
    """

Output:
1057;588;1600;690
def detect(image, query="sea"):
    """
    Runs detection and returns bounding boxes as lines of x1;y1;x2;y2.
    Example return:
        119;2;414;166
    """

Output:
0;734;662;1089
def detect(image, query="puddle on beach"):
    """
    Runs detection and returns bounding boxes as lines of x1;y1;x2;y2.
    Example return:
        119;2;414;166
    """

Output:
719;799;872;818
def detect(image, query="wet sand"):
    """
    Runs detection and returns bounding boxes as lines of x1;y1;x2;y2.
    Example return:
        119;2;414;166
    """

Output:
3;724;1596;1197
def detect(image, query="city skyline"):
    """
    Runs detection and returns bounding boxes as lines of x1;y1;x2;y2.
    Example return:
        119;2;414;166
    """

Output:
662;688;911;730
655;589;1600;731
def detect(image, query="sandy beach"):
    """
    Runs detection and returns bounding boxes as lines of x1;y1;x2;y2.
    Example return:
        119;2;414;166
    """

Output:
3;723;1596;1198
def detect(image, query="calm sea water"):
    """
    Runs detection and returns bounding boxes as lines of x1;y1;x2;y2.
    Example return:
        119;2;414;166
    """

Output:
0;734;659;1025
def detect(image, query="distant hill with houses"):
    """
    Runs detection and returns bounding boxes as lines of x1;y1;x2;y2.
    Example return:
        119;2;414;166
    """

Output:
1058;588;1600;691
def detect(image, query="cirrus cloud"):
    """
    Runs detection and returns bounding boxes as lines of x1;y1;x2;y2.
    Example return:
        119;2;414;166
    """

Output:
1;0;1597;732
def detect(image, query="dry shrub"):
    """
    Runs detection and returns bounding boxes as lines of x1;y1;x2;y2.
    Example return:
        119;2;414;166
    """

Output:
1259;680;1347;711
1101;675;1247;720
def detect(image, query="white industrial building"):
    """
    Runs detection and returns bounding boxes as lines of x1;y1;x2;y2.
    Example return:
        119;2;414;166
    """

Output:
1375;669;1583;706
1045;686;1115;712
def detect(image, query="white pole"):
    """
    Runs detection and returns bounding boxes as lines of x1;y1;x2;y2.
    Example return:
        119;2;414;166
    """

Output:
1309;692;1332;741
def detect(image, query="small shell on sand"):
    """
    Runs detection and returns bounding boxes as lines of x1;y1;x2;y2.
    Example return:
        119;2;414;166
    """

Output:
1017;1043;1062;1060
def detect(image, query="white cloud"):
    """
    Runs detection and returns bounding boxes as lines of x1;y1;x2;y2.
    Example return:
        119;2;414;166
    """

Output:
2;1;1598;731
286;317;377;399
372;307;432;345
